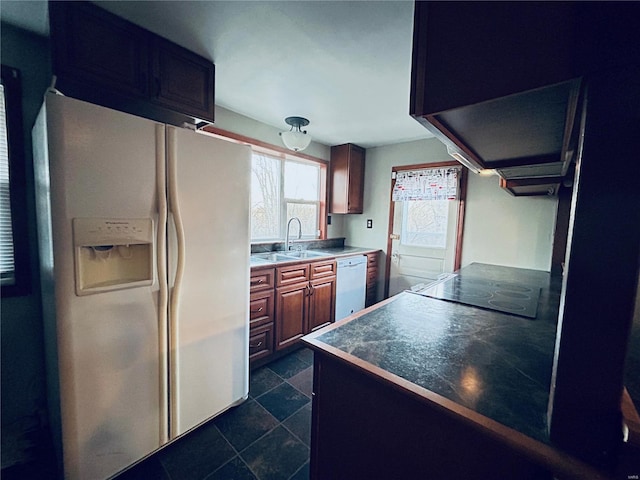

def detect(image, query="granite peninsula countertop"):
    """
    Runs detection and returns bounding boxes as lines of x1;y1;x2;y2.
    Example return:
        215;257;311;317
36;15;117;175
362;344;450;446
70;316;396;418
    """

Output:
302;262;563;444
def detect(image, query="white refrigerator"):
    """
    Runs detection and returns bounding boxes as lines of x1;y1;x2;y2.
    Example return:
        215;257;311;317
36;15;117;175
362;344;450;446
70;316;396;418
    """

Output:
32;93;251;480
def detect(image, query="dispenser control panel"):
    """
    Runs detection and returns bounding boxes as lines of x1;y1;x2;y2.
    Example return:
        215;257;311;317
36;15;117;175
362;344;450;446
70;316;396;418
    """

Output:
73;218;153;247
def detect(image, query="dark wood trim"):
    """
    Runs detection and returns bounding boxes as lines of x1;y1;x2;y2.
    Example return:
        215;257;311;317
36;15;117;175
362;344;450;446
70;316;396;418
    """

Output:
319;162;328;239
391;160;460;172
384;161;466;298
202;125;328;164
499;176;563;197
383;174;396;299
622;388;640;448
454;168;468;271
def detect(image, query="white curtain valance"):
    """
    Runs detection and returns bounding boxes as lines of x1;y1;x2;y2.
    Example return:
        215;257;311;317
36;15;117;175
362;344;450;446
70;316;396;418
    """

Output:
392;167;459;202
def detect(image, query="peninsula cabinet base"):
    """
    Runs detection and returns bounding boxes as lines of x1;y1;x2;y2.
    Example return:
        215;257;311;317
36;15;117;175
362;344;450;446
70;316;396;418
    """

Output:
310;354;566;480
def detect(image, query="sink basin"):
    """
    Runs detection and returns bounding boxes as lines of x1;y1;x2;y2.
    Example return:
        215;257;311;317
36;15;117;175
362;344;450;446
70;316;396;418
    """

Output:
251;250;328;263
252;252;295;262
281;250;327;259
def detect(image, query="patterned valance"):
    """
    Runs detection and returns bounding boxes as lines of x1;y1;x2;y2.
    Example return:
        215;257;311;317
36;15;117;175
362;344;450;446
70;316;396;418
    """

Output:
392;167;459;201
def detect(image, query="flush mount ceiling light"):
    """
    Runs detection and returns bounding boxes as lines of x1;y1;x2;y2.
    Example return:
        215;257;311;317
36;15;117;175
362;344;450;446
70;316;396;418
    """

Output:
280;116;311;152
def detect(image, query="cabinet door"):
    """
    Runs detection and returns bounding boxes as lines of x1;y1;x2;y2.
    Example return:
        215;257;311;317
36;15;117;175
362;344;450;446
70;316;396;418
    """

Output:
365;252;379;307
347;145;365;213
330;144;365;214
275;282;309;350
151;37;215;122
249;323;274;363
49;2;149;99
309;277;336;332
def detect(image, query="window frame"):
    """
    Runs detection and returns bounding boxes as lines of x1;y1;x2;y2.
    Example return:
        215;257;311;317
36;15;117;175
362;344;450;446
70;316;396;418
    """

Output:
253;151;323;242
1;64;31;297
202;126;328;244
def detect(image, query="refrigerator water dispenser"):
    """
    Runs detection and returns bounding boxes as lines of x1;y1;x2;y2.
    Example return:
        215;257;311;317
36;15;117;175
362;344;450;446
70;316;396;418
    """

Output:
73;218;154;295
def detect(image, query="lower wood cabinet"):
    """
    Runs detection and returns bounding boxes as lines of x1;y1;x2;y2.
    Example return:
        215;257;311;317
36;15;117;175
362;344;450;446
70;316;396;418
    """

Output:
365;251;379;307
308;352;555;479
249;323;273;363
275;260;336;351
249;268;275;365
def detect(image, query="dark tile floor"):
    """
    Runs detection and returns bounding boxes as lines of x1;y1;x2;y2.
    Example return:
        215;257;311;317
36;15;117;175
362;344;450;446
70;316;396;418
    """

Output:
116;348;314;480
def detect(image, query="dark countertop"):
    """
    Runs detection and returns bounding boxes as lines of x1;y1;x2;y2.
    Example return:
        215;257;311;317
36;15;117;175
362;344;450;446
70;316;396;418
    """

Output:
303;262;562;444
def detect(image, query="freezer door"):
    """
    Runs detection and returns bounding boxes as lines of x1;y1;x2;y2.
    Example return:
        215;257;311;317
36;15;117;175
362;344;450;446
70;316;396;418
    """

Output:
34;94;165;480
167;126;251;437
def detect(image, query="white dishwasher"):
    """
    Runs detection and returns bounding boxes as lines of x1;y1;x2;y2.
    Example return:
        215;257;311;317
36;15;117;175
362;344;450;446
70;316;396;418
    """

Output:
335;255;368;322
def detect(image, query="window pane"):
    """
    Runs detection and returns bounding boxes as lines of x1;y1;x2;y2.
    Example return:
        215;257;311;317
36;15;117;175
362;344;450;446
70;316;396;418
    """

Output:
284;161;318;201
287;203;318;238
0;83;16;285
251;154;281;239
401;200;448;248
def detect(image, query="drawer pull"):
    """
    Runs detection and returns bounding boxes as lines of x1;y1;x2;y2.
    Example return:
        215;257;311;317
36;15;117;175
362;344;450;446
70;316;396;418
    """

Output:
251;278;264;285
249;341;263;348
251;307;264;313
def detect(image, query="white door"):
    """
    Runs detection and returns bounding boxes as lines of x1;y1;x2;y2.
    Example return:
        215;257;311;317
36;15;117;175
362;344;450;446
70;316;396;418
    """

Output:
37;94;163;480
387;167;464;297
168;127;251;436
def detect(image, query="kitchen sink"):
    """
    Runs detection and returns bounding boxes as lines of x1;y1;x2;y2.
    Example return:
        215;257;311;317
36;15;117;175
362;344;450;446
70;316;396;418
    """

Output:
281;250;327;259
250;250;328;263
252;252;296;262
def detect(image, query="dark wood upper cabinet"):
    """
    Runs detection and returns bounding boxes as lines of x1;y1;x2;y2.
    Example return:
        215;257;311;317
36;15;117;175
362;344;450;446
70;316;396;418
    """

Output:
49;2;149;99
499;177;562;197
410;1;640;179
330;143;365;214
151;37;215;122
49;1;215;124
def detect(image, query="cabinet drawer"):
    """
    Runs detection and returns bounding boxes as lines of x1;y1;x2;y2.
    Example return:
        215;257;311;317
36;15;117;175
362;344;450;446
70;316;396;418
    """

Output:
277;264;310;287
250;267;275;292
250;290;274;328
310;260;337;279
249;323;274;363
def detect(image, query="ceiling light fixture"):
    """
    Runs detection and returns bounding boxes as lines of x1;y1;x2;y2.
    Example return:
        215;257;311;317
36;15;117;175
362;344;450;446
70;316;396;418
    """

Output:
280;116;311;152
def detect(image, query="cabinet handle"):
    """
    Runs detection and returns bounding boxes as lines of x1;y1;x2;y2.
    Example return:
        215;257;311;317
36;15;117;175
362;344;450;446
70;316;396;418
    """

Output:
251;307;264;313
309;285;314;296
251;279;264;285
249;341;263;348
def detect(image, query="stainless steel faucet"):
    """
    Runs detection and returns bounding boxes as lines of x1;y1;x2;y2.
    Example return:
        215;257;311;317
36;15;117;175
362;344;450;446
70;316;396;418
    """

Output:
285;217;302;251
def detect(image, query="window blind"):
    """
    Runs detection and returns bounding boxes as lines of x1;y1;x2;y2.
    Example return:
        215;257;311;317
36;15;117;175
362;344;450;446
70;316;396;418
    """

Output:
0;83;16;285
392;167;459;202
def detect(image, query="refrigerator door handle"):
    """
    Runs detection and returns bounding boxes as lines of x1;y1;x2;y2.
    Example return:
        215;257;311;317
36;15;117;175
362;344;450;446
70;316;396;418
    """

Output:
156;124;169;444
167;126;186;438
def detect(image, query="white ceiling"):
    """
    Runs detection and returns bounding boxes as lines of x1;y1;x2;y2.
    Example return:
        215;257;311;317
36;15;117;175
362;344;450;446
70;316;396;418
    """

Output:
1;0;433;148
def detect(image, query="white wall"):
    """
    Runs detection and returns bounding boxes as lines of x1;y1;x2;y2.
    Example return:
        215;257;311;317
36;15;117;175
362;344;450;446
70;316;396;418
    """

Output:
341;137;449;249
461;173;558;271
212;107;559;274
341;138;450;300
342;137;559;301
214;105;331;161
